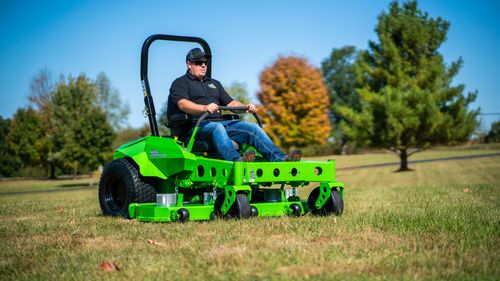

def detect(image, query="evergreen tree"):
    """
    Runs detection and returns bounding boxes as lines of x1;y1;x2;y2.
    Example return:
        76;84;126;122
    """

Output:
336;0;479;171
322;46;360;151
257;56;331;150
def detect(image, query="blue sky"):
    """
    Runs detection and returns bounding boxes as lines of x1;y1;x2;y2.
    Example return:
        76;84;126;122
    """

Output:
1;0;499;130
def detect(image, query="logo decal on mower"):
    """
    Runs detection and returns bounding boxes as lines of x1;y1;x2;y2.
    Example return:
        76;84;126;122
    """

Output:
150;150;167;158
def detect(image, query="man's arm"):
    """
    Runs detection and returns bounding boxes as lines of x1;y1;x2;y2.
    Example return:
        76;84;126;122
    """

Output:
177;99;219;114
228;100;257;113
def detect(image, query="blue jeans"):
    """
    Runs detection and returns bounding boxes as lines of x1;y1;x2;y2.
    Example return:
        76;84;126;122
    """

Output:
196;120;286;162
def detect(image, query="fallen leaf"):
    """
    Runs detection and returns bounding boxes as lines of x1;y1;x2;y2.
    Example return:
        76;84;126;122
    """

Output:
147;239;164;246
100;261;119;272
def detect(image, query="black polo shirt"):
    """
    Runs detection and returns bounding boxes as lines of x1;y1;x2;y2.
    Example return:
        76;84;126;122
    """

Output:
167;71;233;123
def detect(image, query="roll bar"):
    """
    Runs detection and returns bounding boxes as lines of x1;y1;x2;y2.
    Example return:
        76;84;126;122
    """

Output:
140;34;212;136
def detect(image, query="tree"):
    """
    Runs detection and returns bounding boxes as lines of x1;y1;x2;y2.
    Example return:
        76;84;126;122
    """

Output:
6;108;45;174
322;46;360;151
95;72;130;131
257;56;332;150
486;120;500;143
336;0;479;171
28;69;57;177
26;70;121;178
28;68;55;113
50;75;115;176
224;81;255;123
0;117;18;177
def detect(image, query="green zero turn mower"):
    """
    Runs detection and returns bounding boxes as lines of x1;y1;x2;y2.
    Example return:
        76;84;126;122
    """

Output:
98;34;344;222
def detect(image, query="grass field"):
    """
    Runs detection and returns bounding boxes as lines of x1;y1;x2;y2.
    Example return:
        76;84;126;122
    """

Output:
1;147;499;280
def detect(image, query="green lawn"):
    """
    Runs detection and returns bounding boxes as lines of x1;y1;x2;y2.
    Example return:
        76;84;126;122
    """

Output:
0;177;98;193
0;147;499;280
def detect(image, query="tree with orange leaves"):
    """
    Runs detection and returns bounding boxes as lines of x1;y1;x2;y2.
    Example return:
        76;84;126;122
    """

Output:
257;56;331;150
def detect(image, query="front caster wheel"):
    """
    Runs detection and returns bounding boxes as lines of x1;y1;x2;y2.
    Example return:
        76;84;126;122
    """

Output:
307;187;344;216
214;193;251;219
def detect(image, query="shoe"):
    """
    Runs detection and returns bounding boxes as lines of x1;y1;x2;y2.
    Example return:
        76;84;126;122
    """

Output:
239;150;256;162
284;150;302;162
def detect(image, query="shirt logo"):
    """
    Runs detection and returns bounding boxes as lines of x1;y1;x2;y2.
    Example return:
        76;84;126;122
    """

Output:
208;83;217;89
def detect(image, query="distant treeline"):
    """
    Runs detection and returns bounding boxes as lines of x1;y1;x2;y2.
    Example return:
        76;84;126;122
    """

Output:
3;0;499;177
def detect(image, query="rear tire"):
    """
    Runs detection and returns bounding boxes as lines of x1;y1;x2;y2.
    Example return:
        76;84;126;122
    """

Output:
99;158;157;218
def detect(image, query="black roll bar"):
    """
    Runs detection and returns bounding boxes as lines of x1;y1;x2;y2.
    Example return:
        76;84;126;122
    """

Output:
140;34;212;136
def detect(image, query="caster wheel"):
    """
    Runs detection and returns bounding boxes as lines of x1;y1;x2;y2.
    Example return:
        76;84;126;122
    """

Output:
177;208;190;222
250;206;259;217
308;187;344;216
214;193;251;219
289;203;301;217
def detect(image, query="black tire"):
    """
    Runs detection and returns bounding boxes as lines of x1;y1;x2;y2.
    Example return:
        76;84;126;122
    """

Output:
330;189;344;216
214;192;251;219
250;206;259;217
177;208;190;222
289;203;302;217
308;187;344;216
99;158;157;218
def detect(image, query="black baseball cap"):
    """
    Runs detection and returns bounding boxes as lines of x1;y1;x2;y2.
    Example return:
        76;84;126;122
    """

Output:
186;48;211;62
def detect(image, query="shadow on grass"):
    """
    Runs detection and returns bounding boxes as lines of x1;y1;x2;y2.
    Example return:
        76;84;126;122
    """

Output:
58;183;93;188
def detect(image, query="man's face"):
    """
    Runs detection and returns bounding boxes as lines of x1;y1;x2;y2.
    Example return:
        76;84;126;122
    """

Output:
187;60;207;79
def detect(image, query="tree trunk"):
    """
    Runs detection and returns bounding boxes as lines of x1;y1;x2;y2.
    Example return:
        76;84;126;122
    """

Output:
73;162;78;180
88;172;93;187
398;149;409;172
49;164;56;179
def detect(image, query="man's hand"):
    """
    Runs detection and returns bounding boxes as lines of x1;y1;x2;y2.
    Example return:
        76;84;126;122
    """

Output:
203;103;219;114
246;103;257;113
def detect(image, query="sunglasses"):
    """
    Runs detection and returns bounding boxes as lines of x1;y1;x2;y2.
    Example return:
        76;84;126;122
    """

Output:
191;60;208;66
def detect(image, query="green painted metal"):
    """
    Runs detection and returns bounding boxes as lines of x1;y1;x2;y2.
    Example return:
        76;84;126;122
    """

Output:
219;185;252;215
250;201;307;217
114;136;197;179
116;136;344;222
129;203;214;222
129;195;309;221
315;182;332;209
186;126;199;152
109;35;345;222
